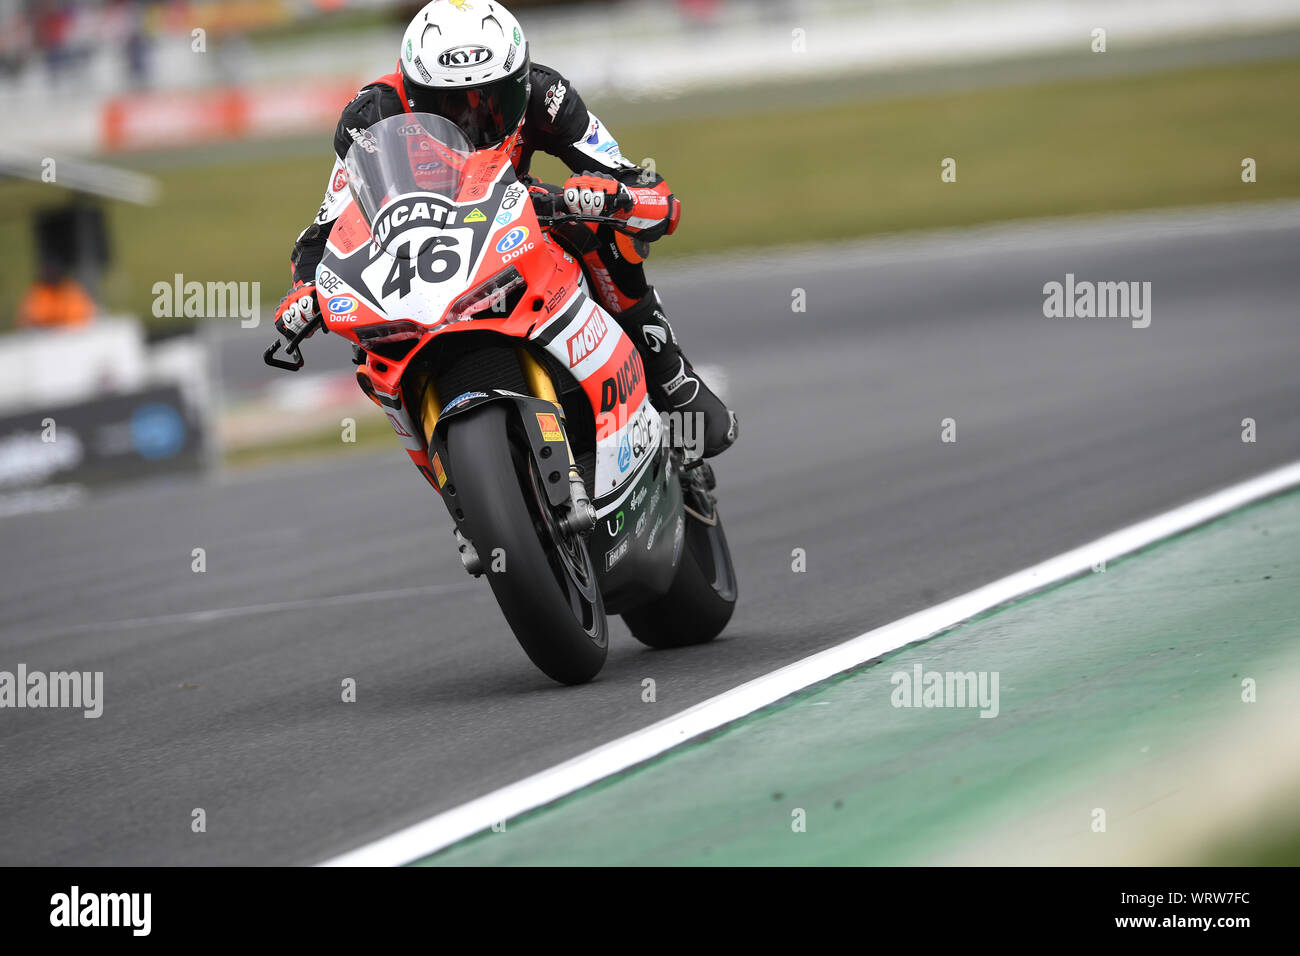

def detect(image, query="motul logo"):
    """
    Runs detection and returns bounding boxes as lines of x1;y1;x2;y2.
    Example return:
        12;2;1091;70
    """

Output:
567;307;609;366
438;45;493;67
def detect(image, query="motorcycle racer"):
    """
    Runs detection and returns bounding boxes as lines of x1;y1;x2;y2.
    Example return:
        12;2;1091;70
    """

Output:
273;0;737;457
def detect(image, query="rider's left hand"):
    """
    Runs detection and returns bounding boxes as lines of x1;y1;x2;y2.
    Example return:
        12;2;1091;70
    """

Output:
562;173;633;217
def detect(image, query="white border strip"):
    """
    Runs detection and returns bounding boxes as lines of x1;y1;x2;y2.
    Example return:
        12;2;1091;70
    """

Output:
321;459;1300;866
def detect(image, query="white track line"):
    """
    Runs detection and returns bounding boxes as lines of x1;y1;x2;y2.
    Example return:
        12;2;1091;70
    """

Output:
321;459;1300;866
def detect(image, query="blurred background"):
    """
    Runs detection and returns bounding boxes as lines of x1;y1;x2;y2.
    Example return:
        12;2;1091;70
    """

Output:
2;0;1299;490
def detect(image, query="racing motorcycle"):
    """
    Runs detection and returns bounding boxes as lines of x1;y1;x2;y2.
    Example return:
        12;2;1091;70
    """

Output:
265;113;737;684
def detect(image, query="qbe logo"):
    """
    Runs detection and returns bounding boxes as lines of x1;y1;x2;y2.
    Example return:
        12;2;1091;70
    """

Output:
495;226;529;254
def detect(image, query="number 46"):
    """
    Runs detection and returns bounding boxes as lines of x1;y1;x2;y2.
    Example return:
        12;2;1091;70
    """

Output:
382;236;461;298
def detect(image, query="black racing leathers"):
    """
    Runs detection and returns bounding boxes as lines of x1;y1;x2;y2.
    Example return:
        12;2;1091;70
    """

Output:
288;62;669;291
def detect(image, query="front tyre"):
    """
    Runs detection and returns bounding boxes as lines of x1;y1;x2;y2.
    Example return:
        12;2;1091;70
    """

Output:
445;403;607;684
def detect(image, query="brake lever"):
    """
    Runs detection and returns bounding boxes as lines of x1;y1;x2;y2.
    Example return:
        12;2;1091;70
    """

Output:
263;339;304;371
263;315;323;372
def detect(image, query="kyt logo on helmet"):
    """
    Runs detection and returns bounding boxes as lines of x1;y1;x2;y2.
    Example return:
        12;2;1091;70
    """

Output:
438;46;493;68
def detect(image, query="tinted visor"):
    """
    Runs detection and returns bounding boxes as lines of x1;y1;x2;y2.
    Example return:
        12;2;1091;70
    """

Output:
403;58;530;149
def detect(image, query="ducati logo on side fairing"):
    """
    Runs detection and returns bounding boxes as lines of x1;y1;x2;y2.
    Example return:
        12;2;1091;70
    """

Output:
600;350;645;412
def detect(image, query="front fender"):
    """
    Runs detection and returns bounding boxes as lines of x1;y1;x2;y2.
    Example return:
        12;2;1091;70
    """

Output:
429;389;572;510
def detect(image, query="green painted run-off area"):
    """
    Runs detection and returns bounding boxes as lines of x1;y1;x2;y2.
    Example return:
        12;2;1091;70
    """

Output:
419;489;1300;865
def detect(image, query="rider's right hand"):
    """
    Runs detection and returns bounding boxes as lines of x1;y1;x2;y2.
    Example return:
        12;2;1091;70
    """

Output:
274;280;321;341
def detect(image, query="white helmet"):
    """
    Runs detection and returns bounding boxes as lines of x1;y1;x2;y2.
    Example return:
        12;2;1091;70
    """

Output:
398;0;531;149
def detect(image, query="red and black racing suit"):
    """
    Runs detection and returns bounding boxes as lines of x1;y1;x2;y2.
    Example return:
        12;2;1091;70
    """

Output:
289;63;676;317
287;62;736;457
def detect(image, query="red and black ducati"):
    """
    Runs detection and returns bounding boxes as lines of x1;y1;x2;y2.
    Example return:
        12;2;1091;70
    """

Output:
265;114;737;684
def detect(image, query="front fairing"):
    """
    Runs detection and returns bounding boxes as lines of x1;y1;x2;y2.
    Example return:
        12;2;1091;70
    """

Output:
319;170;547;331
317;116;657;516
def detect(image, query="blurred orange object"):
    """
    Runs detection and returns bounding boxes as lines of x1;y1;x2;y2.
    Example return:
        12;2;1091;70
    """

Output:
16;278;97;329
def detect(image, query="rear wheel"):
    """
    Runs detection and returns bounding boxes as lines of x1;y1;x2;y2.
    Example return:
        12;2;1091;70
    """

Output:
445;403;607;684
622;468;737;649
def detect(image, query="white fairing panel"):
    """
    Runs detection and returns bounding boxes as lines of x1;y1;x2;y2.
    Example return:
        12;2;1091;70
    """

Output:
314;157;352;226
531;289;662;512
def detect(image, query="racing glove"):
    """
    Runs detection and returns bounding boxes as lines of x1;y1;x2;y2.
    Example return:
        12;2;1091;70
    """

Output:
564;172;681;241
563;173;634;217
274;280;321;340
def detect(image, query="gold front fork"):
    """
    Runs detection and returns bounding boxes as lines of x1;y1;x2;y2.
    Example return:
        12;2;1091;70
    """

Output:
517;346;560;408
416;349;577;474
413;349;553;450
517;346;583;477
416;370;442;446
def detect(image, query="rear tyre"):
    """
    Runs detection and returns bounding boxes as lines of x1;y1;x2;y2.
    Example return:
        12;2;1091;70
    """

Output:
622;474;737;649
445;403;607;684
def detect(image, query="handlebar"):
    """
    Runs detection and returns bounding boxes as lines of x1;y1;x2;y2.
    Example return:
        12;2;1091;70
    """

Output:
534;212;636;229
524;176;637;230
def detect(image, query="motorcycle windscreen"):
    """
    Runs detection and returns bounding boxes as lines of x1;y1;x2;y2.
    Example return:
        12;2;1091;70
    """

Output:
343;113;474;257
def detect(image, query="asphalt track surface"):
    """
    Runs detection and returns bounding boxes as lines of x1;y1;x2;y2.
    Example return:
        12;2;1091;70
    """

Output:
2;204;1297;865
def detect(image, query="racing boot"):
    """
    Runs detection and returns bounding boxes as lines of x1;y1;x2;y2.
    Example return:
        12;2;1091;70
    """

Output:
612;289;738;459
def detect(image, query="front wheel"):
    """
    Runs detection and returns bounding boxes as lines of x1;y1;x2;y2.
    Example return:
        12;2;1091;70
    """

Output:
444;403;608;684
622;469;738;649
